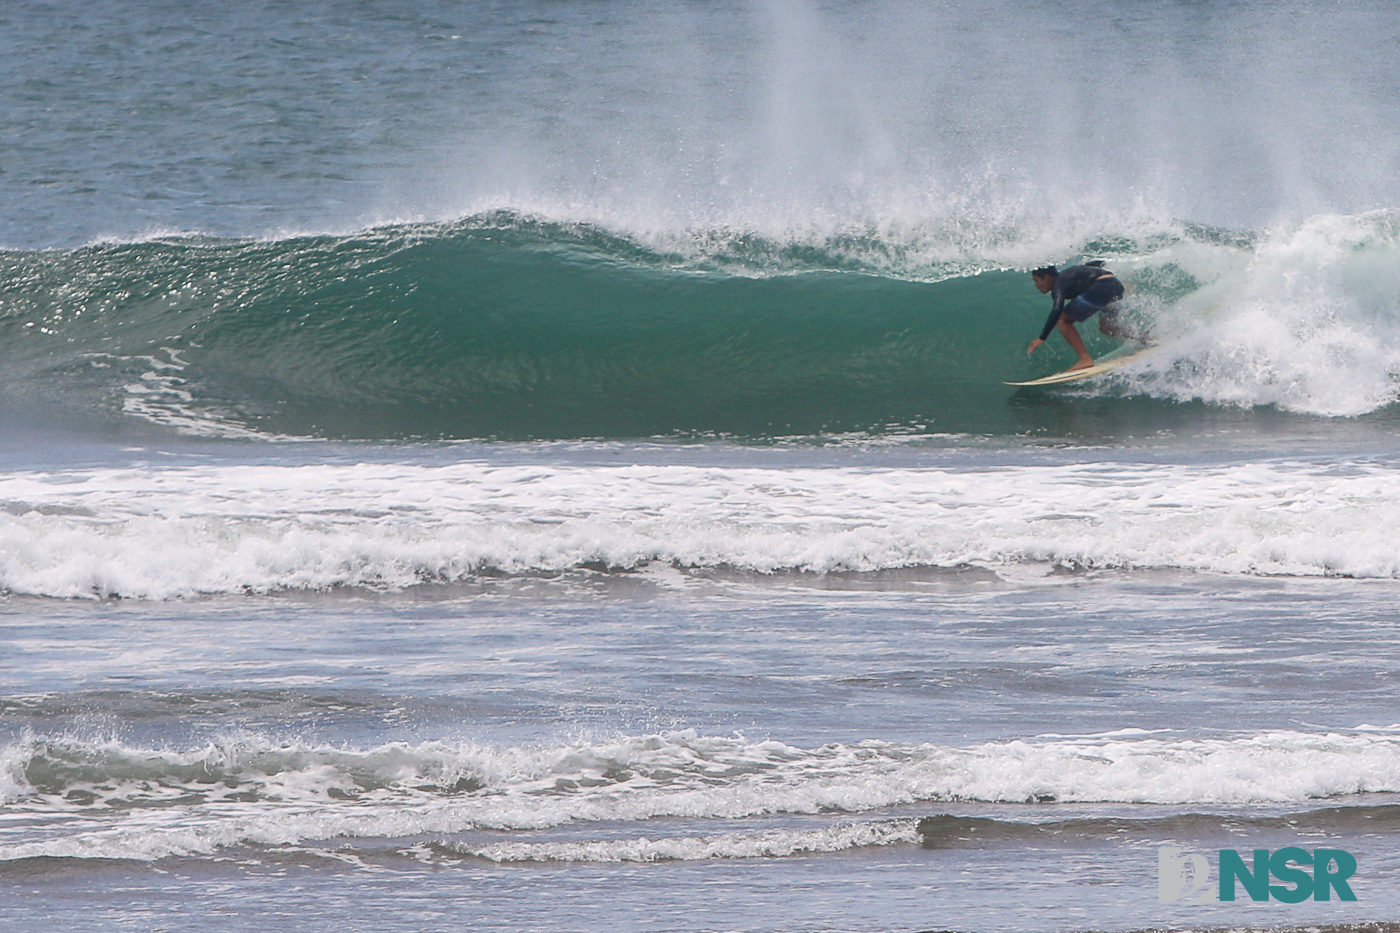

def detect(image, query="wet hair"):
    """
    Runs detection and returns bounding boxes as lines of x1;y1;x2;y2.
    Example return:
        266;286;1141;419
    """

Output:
1031;266;1058;278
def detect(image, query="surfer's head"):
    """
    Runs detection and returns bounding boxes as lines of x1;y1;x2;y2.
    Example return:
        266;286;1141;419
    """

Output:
1031;266;1057;294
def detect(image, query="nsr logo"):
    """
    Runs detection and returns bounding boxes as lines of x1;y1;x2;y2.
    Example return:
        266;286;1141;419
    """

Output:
1158;847;1358;904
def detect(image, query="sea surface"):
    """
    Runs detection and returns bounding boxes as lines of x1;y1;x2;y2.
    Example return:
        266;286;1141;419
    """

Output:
3;2;1400;931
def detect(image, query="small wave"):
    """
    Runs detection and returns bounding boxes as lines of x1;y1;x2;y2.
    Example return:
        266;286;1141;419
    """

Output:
5;729;1400;862
431;820;919;863
1;457;1400;599
916;803;1400;848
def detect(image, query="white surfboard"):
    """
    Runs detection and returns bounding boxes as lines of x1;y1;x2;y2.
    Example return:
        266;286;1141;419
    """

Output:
1004;345;1157;387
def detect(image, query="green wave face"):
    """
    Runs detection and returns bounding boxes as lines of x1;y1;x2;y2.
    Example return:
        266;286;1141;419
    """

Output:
203;237;1025;440
0;221;1030;439
2;214;1396;442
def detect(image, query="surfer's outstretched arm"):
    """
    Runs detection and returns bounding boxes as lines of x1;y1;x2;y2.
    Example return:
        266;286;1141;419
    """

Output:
1025;320;1093;368
1027;297;1066;356
1038;302;1065;343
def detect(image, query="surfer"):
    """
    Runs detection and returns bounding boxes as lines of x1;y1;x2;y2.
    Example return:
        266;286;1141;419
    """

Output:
1026;264;1132;371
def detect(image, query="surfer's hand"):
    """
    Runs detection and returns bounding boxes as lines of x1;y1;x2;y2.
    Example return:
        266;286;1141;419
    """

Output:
1027;338;1044;355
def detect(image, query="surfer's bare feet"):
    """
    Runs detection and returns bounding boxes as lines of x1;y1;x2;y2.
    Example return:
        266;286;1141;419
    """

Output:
1068;358;1095;371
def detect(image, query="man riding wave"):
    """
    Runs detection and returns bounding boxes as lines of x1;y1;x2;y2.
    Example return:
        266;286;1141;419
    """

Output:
1026;263;1141;371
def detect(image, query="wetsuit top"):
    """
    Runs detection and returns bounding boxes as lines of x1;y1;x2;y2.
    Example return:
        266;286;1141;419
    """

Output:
1038;264;1116;341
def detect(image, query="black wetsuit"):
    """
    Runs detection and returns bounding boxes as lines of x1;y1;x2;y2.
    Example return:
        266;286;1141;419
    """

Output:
1038;265;1125;341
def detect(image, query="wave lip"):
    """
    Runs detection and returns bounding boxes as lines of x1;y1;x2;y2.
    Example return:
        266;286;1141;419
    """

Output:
1;457;1400;599
4;729;1400;863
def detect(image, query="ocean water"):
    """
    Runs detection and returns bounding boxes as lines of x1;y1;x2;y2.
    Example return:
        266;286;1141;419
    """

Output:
3;2;1400;931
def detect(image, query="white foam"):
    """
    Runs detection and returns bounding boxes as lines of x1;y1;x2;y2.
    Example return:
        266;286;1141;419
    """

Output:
445;820;920;863
0;456;1398;598
4;729;1400;861
1120;211;1400;416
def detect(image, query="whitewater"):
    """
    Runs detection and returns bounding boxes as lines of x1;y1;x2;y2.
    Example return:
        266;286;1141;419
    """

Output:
1;452;1400;600
3;2;1400;932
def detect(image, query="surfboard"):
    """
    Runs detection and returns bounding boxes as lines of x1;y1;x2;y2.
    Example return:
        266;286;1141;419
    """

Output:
1004;345;1157;387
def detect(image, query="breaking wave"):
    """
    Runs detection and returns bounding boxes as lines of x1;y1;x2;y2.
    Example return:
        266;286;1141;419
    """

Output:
2;211;1398;441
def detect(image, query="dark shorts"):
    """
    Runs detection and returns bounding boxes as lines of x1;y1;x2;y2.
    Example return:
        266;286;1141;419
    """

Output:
1063;276;1125;323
